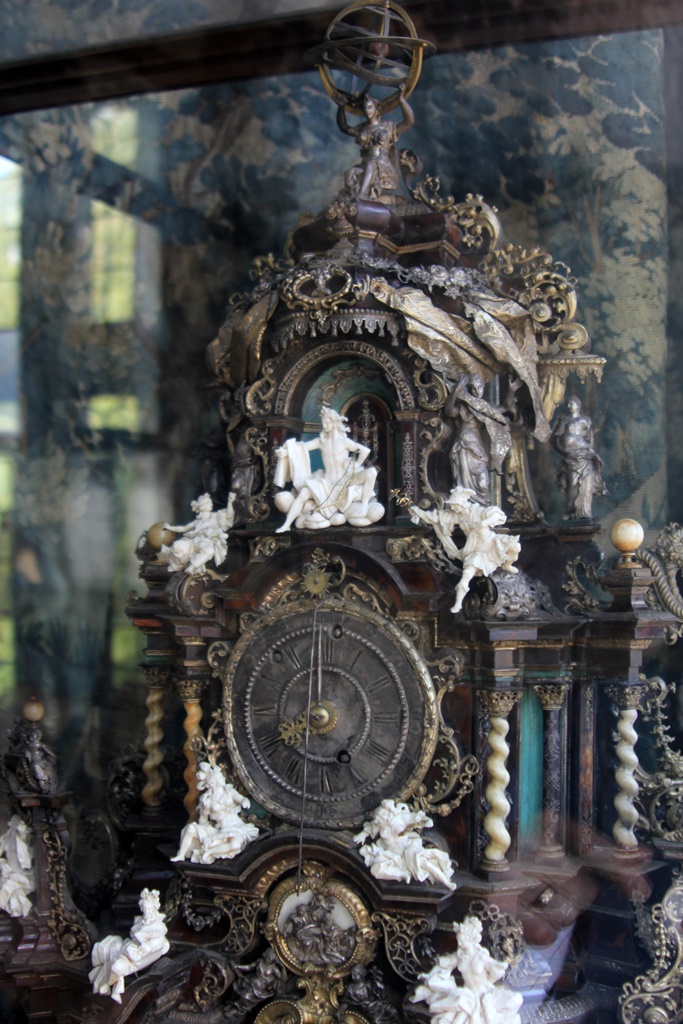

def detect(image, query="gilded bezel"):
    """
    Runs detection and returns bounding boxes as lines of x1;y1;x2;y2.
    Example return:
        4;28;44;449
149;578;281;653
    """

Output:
220;597;438;827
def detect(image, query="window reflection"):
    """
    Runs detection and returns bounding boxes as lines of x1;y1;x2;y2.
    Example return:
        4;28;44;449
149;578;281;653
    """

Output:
90;201;136;324
0;158;20;705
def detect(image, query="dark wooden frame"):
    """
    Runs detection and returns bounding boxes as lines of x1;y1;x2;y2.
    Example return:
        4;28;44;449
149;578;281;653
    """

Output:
1;0;683;116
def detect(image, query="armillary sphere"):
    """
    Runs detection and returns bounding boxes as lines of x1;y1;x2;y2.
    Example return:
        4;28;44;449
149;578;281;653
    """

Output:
305;0;435;115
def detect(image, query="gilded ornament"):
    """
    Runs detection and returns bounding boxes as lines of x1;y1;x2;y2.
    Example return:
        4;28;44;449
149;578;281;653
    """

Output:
274;340;414;417
259;864;378;1024
249;536;291;561
533;684;569;712
45;824;94;961
619;872;683;1024
280;262;355;324
450;193;502;249
301;564;332;597
632;679;683;843
175;677;209;703
371;911;435;981
479;690;522;717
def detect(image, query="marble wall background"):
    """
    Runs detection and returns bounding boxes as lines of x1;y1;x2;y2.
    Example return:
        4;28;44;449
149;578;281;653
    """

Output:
0;26;679;816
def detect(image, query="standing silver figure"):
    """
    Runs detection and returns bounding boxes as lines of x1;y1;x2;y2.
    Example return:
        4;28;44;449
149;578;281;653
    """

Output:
552;395;607;520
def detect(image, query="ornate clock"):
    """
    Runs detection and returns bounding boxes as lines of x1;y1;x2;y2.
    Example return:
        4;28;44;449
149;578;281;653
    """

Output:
221;599;438;828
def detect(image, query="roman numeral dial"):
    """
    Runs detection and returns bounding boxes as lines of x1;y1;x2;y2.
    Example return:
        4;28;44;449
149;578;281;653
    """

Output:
222;601;438;829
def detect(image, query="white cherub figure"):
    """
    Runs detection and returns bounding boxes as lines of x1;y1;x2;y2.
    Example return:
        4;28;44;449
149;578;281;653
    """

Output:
410;486;520;614
273;406;384;531
158;492;235;575
353;799;455;890
0;815;34;918
410;914;522;1024
171;762;259;865
89;888;169;1004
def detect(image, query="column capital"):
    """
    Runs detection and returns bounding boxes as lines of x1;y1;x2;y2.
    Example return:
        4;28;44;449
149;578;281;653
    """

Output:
533;683;570;711
479;690;522;717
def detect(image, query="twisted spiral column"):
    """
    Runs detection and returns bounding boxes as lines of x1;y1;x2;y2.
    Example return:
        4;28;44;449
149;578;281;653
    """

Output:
176;676;209;822
141;666;170;809
479;690;522;870
607;684;648;855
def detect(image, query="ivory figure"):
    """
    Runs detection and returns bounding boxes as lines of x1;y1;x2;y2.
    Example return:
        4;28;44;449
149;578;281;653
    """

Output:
353;799;455;890
274;406;384;531
159;492;235;575
410;486;520;613
410;914;522;1024
89;888;169;1003
0;815;34;918
171;761;258;865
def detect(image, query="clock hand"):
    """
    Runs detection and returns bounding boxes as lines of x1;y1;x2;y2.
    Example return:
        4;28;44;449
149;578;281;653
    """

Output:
279;701;337;746
298;604;319;891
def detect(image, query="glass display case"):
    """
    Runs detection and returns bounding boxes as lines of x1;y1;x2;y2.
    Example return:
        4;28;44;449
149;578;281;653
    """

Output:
0;3;681;1022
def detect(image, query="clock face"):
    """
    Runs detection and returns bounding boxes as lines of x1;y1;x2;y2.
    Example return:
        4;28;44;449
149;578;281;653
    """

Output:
222;600;438;828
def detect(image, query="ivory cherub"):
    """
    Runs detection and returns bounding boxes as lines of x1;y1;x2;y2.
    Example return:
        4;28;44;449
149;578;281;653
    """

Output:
410;486;520;613
353;799;455;890
0;815;34;918
171;762;258;865
89;888;169;1003
159;492;234;575
410;914;522;1024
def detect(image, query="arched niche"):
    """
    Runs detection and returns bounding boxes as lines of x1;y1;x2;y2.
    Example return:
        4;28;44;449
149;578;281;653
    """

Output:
272;341;418;520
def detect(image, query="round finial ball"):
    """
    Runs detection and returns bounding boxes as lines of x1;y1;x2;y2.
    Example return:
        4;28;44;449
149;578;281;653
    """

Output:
610;518;644;555
23;697;44;723
147;522;176;551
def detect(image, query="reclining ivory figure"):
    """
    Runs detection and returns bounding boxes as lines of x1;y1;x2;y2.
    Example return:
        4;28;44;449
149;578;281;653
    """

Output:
274;406;384;531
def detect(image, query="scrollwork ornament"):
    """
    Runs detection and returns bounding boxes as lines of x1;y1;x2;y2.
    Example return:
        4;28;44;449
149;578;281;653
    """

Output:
450;193;502;250
249;536;291;561
465;570;556;622
467;900;525;967
419;417;449;509
632;678;683;842
106;746;144;829
636;524;683;641
385;534;431;563
167;571;222;618
246;358;279;416
408;650;478;815
208;640;234;680
484;244;578;333
619;871;683;1023
193;952;233;1011
191;708;229;768
213;894;268;956
44;823;94;961
371;911;434;981
280;262;355;324
563;557;611;615
399;618;422;645
411;174;455;213
163;873;225;933
412;358;448;412
427;649;465;689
